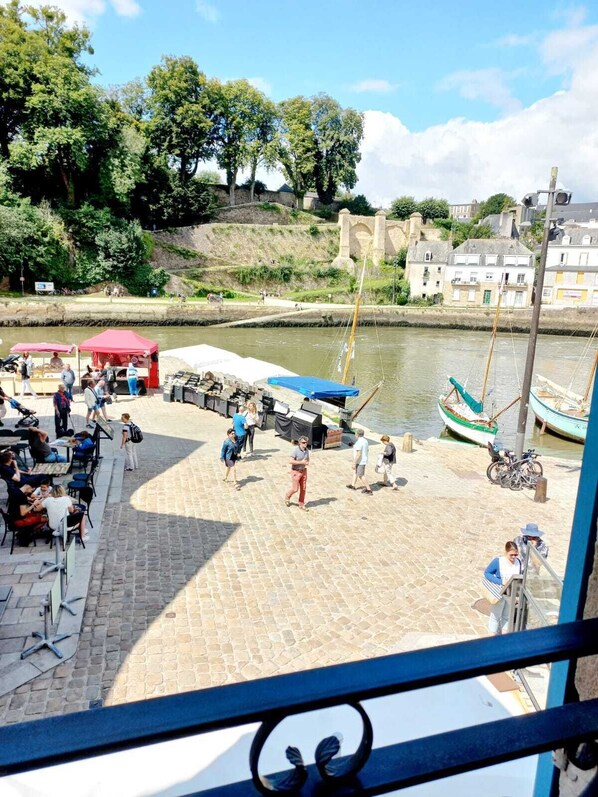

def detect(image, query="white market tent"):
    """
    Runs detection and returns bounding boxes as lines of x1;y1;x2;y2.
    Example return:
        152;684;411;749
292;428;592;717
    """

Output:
162;344;296;384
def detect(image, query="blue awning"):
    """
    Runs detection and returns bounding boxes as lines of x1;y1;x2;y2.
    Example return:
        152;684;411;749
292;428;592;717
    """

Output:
267;376;360;399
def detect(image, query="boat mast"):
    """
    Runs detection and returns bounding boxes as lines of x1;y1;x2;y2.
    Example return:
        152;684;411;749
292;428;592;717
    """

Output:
582;350;598;405
480;283;504;404
342;258;366;385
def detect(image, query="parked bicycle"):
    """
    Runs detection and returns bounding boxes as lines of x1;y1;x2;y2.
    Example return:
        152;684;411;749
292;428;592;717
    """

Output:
486;443;543;490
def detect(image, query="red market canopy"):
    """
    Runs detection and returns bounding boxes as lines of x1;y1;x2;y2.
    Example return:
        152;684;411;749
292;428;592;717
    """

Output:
10;342;75;354
78;329;158;355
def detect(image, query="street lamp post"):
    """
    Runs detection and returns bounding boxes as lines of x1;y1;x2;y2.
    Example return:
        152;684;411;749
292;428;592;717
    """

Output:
514;166;563;459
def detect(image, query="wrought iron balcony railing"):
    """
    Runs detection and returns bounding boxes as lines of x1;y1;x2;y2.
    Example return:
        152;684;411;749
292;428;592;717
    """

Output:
0;618;597;796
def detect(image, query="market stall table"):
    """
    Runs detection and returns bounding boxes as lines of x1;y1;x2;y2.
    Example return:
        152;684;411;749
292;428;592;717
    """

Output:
0;437;22;451
31;462;71;477
52;437;78;462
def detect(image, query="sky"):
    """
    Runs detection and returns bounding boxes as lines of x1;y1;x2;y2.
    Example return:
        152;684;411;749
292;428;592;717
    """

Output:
9;0;598;205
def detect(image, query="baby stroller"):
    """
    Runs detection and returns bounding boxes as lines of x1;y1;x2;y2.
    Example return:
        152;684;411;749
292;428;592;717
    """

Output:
8;398;39;428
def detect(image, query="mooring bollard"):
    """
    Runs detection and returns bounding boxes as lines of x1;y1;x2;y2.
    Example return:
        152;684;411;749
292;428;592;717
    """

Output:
534;476;548;503
402;432;413;453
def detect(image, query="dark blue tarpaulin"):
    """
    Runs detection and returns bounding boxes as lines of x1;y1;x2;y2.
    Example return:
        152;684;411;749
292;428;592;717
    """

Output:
267;375;359;400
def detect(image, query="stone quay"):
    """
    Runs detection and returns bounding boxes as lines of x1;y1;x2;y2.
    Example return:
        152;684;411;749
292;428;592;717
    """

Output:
0;388;579;724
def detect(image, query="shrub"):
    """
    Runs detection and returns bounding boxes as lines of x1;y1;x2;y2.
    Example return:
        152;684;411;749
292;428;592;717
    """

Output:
311;207;334;220
156;241;201;260
308;223;320;237
193;283;237;298
259;202;281;213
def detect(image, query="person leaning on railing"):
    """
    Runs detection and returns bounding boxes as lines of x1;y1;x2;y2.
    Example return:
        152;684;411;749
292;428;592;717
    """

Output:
514;522;549;563
483;541;522;635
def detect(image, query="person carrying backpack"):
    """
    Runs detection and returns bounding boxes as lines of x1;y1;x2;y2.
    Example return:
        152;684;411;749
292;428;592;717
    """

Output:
120;413;142;471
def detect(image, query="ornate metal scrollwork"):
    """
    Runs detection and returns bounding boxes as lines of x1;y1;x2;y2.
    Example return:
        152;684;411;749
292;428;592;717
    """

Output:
249;701;373;794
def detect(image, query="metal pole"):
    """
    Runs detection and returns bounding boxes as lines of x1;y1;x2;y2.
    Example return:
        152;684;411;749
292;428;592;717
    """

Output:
514;167;558;459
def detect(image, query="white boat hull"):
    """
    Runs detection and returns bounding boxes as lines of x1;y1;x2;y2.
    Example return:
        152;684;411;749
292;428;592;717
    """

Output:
438;399;498;447
530;388;587;443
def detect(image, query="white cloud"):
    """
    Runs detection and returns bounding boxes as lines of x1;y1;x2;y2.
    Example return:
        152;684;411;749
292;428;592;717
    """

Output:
247;77;272;96
437;67;522;115
356;39;598;206
350;79;399;94
495;33;537;47
195;0;219;23
4;0;140;23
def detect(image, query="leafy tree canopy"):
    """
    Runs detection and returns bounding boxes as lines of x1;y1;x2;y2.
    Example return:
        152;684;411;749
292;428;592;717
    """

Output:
338;193;375;216
277;96;316;209
389;195;417;220
311;94;363;205
416;197;450;223
476;193;514;220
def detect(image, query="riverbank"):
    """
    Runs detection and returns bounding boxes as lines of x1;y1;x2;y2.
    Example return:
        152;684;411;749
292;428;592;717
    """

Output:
1;297;598;334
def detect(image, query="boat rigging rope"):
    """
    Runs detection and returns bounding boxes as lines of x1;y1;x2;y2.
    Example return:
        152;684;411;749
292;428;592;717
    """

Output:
567;321;598;391
506;306;522;390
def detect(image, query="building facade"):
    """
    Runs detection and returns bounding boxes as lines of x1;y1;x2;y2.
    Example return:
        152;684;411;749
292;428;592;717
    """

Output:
444;239;534;308
405;241;452;301
543;228;598;306
449;200;479;220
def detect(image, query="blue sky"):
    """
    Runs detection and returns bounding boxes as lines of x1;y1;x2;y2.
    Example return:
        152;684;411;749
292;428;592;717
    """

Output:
14;0;598;203
84;0;590;129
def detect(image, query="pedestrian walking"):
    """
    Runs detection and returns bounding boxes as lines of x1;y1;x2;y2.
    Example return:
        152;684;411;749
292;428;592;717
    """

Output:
220;428;239;487
52;383;71;437
95;379;112;422
120;413;140;471
103;360;118;401
377;434;399;490
232;408;247;454
126;360;139;397
19;352;37;398
483;541;522;635
60;364;76;401
347;429;372;494
242;402;259;454
285;436;310;511
83;381;99;428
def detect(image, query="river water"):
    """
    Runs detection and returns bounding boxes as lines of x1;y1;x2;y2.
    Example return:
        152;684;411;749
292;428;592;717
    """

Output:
1;325;593;459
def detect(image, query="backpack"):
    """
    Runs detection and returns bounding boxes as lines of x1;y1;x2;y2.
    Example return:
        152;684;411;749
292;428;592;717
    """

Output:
128;422;143;443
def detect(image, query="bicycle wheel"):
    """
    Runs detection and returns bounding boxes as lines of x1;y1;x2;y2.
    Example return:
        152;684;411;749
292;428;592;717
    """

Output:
528;460;543;477
487;462;506;484
499;470;512;489
509;471;523;491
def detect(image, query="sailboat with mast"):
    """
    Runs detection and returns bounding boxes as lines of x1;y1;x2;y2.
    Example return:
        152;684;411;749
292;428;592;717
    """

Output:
529;347;597;444
437;285;520;446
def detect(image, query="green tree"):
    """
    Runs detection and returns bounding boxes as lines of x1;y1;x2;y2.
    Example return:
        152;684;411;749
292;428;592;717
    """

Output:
338;193;375;216
212;79;272;206
417;197;450;223
477;192;514;220
0;203;69;287
310;94;364;205
146;56;216;183
389;195;417;220
244;94;278;203
0;1;93;159
197;169;221;184
434;218;495;248
277;96;316;209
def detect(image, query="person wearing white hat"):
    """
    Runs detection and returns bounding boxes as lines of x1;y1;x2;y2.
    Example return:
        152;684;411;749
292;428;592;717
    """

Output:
514;522;549;563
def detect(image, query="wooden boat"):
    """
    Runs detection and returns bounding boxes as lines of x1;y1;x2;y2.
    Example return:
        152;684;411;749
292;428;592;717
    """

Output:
438;286;520;446
529;351;597;444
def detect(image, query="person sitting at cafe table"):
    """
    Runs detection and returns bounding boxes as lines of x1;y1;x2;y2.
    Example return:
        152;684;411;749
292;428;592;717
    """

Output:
27;428;68;464
34;484;88;543
72;431;94;461
7;483;48;542
49;352;64;370
0;450;45;487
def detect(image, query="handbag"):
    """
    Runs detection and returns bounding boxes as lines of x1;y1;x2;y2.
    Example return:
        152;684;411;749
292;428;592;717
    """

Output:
482;576;503;605
375;453;384;473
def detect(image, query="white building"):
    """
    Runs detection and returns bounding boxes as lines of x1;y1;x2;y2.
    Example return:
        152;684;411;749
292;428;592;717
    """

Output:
444;239;534;308
543;228;598;306
405;241;452;301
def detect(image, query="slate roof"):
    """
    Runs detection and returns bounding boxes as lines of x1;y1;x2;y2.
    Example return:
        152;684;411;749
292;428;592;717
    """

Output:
537;202;598;223
550;228;598;245
407;241;452;262
452;238;533;256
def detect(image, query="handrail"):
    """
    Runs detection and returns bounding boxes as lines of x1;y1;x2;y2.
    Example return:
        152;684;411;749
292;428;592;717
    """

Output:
1;618;598;778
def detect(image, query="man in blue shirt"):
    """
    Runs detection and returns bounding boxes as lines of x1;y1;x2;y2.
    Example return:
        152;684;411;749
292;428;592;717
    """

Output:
231;408;247;455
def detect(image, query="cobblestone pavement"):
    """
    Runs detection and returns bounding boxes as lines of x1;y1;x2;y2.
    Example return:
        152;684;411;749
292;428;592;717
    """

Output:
0;391;580;724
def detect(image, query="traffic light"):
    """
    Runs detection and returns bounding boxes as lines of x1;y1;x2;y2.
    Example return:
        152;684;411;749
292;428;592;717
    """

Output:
522;193;539;208
554;191;572;206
